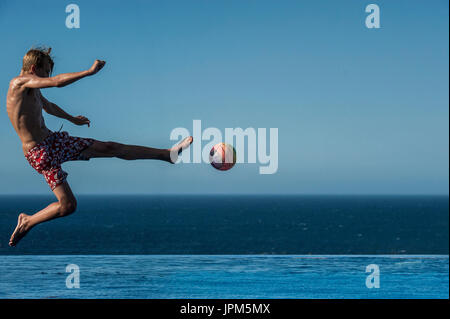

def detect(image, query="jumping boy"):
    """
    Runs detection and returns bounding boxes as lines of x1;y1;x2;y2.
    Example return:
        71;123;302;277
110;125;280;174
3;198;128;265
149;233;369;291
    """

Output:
6;47;193;246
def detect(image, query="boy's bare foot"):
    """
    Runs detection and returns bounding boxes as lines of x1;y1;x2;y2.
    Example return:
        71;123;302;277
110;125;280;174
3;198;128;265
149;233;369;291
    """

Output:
169;136;193;163
9;213;31;247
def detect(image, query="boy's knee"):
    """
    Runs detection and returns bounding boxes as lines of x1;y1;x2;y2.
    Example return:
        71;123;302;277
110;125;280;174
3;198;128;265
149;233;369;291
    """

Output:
97;141;122;157
59;198;77;216
105;141;120;152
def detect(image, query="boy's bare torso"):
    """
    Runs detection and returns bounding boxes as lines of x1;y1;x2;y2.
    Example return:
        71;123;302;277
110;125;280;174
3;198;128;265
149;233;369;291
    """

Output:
6;78;51;156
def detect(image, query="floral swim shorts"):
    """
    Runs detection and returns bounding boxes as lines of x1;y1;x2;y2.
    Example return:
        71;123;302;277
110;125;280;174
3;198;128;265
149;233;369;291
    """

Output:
25;131;95;190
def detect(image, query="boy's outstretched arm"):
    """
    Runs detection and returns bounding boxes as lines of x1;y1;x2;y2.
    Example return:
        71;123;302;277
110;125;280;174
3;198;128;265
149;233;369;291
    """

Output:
17;60;106;89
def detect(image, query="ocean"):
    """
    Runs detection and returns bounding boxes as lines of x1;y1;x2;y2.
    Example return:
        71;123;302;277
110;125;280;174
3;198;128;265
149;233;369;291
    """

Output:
0;195;448;298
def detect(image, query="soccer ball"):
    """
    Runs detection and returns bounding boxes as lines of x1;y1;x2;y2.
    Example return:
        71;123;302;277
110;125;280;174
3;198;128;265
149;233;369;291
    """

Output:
209;143;236;171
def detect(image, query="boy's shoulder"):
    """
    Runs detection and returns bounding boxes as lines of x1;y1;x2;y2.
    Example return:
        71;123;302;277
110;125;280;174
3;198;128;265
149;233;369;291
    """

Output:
9;74;31;90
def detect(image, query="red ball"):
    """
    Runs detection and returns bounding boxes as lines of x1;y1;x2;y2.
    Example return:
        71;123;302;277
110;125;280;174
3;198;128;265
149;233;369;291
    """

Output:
209;143;236;171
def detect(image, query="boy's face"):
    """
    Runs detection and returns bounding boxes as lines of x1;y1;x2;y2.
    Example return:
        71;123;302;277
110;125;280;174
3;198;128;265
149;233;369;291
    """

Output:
33;60;52;78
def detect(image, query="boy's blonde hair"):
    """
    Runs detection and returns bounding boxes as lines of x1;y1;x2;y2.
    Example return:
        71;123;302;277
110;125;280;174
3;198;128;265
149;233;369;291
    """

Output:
22;47;54;74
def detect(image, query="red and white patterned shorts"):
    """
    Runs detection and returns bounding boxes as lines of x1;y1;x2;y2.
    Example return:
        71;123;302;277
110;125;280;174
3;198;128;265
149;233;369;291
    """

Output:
25;131;95;190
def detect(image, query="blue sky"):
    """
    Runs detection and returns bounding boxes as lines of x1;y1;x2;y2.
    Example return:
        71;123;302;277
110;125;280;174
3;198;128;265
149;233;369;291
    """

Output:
0;0;448;194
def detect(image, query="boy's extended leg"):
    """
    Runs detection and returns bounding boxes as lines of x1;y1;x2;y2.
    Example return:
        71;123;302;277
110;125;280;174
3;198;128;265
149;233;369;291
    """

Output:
79;136;193;163
9;136;193;246
9;181;77;247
